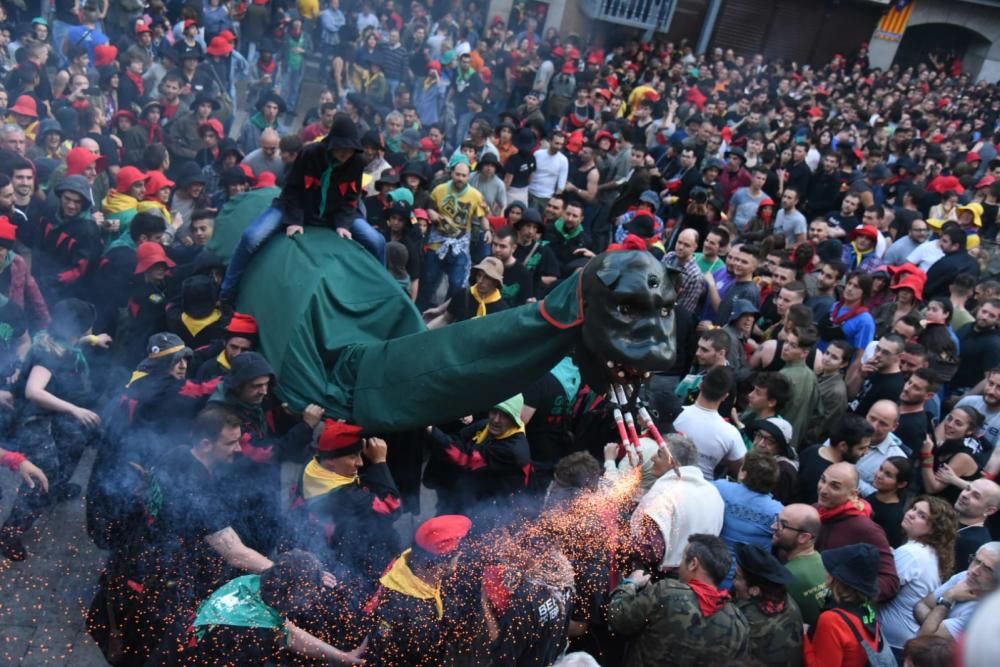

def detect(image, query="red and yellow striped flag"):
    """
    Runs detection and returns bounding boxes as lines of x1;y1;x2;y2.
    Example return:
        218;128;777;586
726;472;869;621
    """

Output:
875;0;916;42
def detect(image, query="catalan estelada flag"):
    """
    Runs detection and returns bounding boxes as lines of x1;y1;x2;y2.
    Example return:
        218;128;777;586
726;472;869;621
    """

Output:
875;0;916;42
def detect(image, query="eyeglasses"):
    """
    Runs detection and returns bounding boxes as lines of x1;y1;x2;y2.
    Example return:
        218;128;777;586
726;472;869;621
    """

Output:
774;519;811;536
969;555;997;578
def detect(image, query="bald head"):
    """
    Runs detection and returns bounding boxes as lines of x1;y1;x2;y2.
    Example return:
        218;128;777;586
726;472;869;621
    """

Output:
675;228;699;260
956;478;1000;520
866;400;900;443
817;462;859;509
259;129;280;151
784;503;821;537
79;137;100;153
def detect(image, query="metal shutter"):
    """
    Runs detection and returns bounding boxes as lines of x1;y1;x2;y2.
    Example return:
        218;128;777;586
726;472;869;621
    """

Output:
710;0;773;56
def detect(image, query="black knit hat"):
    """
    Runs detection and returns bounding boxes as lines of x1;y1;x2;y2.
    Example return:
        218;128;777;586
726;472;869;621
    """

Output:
226;351;274;387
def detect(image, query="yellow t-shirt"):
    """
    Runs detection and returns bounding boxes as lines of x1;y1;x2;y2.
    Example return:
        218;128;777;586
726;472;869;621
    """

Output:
429;182;487;238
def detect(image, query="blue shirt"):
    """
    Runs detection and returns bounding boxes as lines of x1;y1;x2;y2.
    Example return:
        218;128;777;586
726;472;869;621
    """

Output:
818;303;875;352
713;478;783;586
65;25;109;66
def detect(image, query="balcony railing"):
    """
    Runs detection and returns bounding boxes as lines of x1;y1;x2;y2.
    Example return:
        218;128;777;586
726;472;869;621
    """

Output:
581;0;677;32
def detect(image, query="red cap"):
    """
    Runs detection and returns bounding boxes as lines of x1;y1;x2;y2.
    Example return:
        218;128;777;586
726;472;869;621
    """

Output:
66;147;99;175
849;224;879;242
144;170;175;196
0;215;17;246
239;163;256;183
927;174;965;195
134;242;176;274
413;208;429;220
427;60;441;73
206;36;234;57
490;15;504;27
116;166;149;193
317;419;365;456
134;21;152;35
227;312;258;336
183;18;198;30
595;130;616;148
10;95;38;118
419;137;436;152
626;63;640;74
561;61;575;75
219;30;238;43
593;88;612;101
587;52;603;65
199;118;224;138
95;44;118;67
967;151;982;163
568;48;581;60
809;106;824;118
255;171;277;188
552;46;565;58
976;175;996;189
414;515;473;555
890;273;926;301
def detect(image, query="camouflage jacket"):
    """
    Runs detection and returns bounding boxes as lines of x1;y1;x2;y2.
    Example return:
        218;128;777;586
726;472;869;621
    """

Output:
609;579;750;666
735;595;804;667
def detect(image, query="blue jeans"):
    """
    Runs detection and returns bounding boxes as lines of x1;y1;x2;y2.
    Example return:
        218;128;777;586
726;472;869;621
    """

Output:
417;249;471;310
282;66;305;110
221;206;386;300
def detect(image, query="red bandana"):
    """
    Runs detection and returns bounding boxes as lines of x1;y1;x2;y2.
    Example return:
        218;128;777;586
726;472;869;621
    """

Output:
688;579;731;618
818;498;873;523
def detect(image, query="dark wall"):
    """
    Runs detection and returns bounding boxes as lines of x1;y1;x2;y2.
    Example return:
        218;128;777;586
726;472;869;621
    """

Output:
711;0;882;65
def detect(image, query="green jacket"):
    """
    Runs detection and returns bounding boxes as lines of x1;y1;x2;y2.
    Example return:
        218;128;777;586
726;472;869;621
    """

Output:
609;579;749;666
735;595;804;667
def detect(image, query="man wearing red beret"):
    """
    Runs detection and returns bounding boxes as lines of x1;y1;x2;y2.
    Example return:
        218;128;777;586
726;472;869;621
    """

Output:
290;419;401;582
364;514;472;666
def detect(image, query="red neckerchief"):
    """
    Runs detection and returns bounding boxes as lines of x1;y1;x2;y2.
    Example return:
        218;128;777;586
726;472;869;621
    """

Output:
817;498;873;523
125;70;145;97
830;300;869;325
688;579;731;618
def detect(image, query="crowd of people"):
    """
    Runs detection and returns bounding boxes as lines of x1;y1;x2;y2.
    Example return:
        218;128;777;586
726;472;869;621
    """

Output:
3;0;1000;665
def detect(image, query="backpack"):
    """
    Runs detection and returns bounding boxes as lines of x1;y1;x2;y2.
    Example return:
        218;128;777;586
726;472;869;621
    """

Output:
830;609;897;667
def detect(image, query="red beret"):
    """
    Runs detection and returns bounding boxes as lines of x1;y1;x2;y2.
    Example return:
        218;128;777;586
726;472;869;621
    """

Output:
317;419;364;456
227;312;258;336
415;515;472;555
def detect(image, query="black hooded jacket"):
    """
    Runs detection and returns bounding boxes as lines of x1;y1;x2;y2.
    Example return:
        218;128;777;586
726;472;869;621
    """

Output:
275;117;365;230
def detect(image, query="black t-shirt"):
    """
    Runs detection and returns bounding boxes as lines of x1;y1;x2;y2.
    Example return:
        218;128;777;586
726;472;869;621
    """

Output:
828;212;860;235
505;152;536;188
956;524;992;571
852;371;907;417
85;131;121;167
17;338;92;415
895;410;931;455
54;0;81;24
499;259;534;306
797;444;833;505
866;493;907;548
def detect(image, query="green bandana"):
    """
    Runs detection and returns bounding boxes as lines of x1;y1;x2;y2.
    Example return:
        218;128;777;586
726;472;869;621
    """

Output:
194;575;285;640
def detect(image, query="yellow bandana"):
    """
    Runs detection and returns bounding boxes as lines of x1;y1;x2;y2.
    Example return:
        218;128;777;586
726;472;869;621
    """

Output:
216;349;231;371
471;423;525;445
302;459;357;499
469;286;501;318
181;310;222;338
380;549;444;619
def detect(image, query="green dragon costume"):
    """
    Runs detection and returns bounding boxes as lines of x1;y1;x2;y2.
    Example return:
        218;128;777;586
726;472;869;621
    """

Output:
217;194;678;432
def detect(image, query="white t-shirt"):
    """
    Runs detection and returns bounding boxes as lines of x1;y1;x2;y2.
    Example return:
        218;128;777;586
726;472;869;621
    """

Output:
933;571;980;638
878;541;940;648
528;149;569;198
673;404;747;480
906;240;944;271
